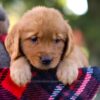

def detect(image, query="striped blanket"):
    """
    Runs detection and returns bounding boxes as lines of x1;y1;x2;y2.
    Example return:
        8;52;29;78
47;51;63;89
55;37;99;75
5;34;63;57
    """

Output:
0;67;100;100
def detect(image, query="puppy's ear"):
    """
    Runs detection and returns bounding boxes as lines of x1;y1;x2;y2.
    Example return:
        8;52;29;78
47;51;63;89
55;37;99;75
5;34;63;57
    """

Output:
5;24;21;61
67;23;74;56
63;22;74;58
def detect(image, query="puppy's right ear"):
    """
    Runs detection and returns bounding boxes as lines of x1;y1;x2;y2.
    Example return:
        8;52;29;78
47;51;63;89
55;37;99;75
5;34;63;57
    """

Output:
5;24;21;61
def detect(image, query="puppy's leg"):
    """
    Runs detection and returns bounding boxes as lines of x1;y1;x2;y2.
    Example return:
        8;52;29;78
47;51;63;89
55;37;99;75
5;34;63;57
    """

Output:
10;57;32;86
57;47;88;85
57;59;79;85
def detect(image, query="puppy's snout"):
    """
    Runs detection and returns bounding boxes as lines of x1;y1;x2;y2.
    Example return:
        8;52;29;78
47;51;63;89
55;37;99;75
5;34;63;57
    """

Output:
40;56;52;65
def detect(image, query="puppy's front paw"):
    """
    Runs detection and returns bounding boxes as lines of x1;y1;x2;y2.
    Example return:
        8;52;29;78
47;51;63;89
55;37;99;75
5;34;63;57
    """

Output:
10;57;32;86
57;64;78;85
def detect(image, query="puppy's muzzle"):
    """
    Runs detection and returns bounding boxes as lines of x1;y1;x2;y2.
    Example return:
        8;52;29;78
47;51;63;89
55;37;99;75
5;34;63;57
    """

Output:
40;56;52;65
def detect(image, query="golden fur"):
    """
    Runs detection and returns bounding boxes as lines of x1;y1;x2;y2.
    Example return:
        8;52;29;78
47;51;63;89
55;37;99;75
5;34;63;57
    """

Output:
5;6;88;86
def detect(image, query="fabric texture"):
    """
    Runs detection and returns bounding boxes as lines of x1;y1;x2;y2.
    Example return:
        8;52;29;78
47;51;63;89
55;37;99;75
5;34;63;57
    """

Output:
0;34;10;68
0;67;100;100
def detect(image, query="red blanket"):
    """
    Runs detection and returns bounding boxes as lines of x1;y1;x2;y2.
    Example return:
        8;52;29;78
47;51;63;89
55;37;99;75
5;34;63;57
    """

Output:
0;67;100;100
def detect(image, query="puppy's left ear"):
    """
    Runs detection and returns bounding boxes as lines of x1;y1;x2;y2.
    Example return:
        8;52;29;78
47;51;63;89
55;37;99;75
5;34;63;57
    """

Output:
63;22;74;58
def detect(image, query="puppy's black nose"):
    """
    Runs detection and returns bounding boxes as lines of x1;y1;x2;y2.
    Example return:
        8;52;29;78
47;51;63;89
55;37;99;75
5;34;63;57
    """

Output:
40;56;52;65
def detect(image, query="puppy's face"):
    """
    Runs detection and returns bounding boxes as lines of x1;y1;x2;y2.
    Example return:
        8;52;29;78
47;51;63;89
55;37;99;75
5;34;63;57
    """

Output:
6;7;73;70
19;8;70;70
21;31;65;70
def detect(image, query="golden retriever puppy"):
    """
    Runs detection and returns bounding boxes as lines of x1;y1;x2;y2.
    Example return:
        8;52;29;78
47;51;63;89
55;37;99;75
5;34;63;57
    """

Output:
5;6;88;86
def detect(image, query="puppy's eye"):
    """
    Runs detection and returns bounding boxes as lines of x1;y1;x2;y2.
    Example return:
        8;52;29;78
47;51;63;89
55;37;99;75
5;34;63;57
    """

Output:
54;38;61;43
31;36;38;43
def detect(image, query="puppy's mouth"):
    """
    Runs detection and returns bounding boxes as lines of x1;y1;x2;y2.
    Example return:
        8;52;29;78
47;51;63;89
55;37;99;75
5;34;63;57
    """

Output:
34;56;57;70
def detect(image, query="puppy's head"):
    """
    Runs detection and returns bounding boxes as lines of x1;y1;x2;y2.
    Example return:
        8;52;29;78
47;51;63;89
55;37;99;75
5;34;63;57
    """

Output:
5;6;73;70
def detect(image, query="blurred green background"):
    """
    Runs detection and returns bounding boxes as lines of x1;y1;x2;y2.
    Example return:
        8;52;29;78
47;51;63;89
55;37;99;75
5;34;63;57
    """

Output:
0;0;100;66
